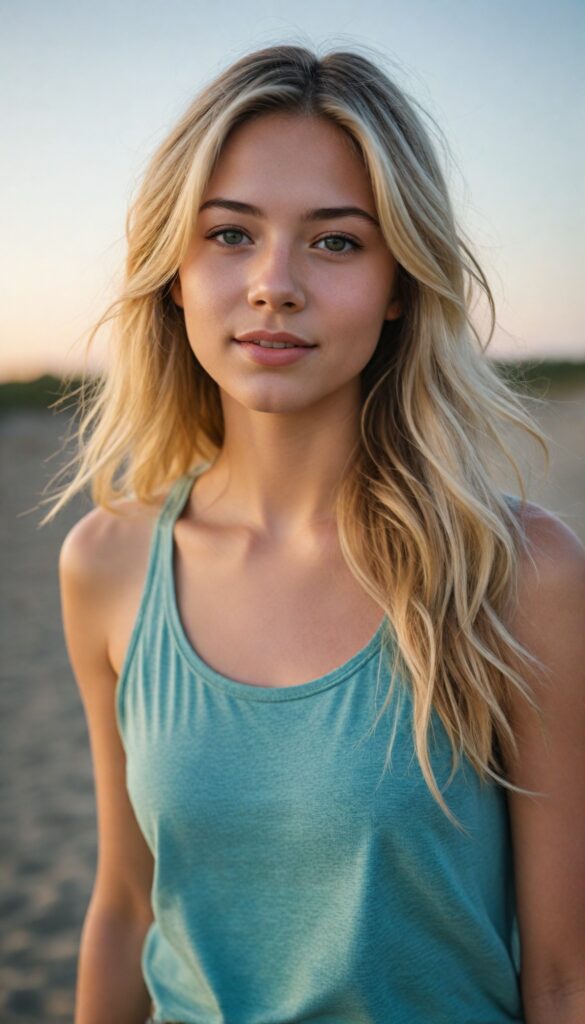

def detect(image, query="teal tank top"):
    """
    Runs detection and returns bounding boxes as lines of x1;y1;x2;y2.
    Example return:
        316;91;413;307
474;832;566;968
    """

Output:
115;465;524;1023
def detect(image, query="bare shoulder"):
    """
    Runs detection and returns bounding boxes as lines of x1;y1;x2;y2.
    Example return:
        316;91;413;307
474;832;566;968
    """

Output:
504;495;585;736
59;492;169;675
506;499;585;689
59;494;164;591
510;499;585;616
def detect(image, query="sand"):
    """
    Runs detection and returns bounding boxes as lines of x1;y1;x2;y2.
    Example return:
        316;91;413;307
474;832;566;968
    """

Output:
0;387;583;1022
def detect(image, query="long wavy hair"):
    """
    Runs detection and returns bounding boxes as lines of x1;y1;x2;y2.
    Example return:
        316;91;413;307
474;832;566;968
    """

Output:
42;43;549;825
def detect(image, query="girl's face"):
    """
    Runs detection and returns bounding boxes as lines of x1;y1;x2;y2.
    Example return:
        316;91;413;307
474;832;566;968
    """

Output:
172;112;402;415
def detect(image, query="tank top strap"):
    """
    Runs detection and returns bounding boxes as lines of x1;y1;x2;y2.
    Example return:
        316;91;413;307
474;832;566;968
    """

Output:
158;461;212;532
145;461;213;602
114;460;214;714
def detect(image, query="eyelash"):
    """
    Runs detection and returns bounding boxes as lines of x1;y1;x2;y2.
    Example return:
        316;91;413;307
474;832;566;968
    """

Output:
206;226;363;256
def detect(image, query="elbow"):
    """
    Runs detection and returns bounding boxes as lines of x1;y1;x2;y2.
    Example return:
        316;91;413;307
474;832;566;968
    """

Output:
523;977;585;1024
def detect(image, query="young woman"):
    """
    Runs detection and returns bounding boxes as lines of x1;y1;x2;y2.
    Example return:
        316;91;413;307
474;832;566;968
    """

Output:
47;44;585;1024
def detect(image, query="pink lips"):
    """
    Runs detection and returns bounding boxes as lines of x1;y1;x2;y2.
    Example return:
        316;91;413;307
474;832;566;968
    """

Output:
232;330;317;367
234;330;316;346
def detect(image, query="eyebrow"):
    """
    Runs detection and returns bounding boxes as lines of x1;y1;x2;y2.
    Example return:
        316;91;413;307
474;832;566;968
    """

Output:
198;197;380;228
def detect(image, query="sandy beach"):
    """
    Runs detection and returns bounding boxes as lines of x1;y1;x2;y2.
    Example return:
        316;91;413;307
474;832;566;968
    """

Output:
0;387;583;1022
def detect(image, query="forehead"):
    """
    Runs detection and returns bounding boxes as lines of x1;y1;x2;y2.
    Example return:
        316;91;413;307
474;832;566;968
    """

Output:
203;112;375;209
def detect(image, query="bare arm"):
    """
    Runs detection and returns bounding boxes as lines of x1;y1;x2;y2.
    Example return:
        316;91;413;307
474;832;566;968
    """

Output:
74;902;153;1023
59;509;155;1024
505;505;585;1024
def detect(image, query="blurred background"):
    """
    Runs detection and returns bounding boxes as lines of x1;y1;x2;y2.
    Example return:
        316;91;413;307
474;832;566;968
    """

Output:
1;1;583;1020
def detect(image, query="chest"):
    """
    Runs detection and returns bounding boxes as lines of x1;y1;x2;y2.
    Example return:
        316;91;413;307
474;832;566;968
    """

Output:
110;514;385;688
179;523;385;687
122;646;513;907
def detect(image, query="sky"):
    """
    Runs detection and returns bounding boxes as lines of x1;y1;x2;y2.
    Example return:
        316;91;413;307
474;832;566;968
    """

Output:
1;0;584;381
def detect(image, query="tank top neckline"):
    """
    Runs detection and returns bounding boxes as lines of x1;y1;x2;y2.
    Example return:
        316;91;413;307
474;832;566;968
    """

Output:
159;464;389;703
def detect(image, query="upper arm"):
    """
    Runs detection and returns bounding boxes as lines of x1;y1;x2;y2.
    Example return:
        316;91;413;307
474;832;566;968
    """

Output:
504;504;585;999
59;509;154;926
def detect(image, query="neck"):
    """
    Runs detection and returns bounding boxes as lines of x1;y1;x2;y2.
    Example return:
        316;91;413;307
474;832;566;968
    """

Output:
201;387;361;542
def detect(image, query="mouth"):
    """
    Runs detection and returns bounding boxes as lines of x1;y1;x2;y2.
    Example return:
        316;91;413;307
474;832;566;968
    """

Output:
233;331;317;349
231;336;317;366
233;339;313;350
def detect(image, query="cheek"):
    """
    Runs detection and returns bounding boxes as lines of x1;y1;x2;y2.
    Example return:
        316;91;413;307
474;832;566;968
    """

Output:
324;271;390;337
180;267;234;337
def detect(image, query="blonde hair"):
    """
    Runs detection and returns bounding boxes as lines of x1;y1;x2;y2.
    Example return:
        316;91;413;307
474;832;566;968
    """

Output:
42;43;549;825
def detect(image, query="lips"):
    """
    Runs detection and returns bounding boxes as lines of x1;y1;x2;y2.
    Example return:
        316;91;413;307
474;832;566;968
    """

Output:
234;330;316;347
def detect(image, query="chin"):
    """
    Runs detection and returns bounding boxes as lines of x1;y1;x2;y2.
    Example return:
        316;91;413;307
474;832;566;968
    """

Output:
220;382;322;416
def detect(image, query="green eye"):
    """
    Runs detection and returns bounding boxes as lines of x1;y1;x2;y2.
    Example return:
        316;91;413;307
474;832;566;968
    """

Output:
316;235;361;255
212;229;247;246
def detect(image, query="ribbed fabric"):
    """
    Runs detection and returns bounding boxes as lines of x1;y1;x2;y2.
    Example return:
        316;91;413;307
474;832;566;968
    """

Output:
116;465;524;1024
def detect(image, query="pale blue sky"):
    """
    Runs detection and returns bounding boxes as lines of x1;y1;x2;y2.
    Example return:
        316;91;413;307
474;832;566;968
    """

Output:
1;0;583;380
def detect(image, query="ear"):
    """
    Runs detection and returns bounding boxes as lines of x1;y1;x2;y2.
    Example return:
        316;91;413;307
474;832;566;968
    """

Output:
170;275;183;308
384;296;402;321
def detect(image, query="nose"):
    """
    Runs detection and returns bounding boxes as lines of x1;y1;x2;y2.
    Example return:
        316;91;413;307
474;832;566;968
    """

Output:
246;241;306;313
